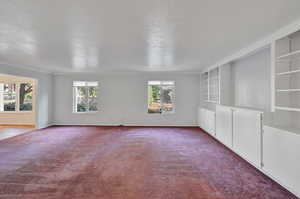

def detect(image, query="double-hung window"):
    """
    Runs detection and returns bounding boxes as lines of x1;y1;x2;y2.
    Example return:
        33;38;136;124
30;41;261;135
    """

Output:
73;81;98;113
148;81;175;114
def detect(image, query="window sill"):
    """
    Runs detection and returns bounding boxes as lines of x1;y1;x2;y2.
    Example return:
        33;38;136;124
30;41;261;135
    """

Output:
0;111;34;114
147;112;175;115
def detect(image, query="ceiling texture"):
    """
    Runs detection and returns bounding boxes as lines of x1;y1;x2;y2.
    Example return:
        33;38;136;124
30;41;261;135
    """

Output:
1;0;300;73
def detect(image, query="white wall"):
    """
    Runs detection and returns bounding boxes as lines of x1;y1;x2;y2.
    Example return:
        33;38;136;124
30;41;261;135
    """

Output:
0;64;53;129
232;48;271;111
53;73;200;126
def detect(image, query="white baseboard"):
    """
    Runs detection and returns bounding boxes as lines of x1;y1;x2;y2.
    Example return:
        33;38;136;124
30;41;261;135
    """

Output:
51;122;198;127
37;123;55;129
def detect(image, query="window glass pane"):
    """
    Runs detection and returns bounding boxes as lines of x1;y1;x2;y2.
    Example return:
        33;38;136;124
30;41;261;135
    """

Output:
19;83;33;111
73;81;99;113
161;85;175;113
76;87;88;112
2;84;16;111
148;84;161;113
88;87;98;111
148;81;175;114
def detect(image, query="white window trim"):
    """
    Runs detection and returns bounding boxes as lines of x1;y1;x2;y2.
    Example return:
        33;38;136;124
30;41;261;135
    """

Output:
147;80;175;114
72;81;99;114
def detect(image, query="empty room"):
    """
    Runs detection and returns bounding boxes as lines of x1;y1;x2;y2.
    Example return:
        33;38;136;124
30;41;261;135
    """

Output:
0;0;300;198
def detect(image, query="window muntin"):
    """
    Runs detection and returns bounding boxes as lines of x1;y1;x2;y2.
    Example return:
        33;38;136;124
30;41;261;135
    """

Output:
148;81;175;114
73;81;98;113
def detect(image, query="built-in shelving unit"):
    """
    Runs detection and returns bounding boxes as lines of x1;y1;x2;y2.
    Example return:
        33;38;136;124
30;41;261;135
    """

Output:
274;30;300;113
201;67;220;104
201;72;209;101
209;67;220;103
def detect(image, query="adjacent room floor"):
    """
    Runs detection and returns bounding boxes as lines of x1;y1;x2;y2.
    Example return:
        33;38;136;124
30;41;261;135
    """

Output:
0;125;35;141
0;126;296;199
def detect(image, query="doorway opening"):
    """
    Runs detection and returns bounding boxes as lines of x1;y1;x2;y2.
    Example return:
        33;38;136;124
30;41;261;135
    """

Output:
0;73;37;140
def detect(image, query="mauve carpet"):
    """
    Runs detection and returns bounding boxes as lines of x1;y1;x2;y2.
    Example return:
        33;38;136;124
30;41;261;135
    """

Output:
0;126;297;199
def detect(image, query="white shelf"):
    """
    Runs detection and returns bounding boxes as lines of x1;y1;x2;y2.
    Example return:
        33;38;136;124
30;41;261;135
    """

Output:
276;69;300;76
275;106;300;112
277;89;300;92
277;49;300;61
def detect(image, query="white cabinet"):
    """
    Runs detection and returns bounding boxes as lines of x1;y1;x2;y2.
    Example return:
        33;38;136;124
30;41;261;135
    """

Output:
263;126;300;197
198;108;216;137
215;105;263;167
233;108;263;167
201;109;207;129
203;105;300;196
206;110;216;136
216;105;233;148
197;107;202;127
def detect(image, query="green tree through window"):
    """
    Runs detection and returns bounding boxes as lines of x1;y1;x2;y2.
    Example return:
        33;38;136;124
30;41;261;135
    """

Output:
148;81;175;114
73;81;98;113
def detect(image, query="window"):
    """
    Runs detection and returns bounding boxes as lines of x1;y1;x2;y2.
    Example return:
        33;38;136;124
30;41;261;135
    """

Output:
148;81;175;114
73;81;98;113
0;83;34;112
19;83;33;111
0;83;16;111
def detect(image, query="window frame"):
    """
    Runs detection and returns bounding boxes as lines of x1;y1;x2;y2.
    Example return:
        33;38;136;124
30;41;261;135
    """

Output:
72;81;99;114
147;80;175;114
0;82;34;113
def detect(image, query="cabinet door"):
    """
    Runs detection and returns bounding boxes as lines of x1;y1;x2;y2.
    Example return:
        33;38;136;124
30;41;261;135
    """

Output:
200;109;206;130
216;106;233;148
197;107;202;127
206;110;216;136
233;109;262;167
263;126;300;197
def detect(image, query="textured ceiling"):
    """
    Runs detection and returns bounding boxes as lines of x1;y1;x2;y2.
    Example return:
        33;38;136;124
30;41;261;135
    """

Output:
1;0;300;73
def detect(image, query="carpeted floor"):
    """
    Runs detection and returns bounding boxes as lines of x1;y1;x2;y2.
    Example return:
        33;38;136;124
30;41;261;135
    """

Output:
0;126;296;199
